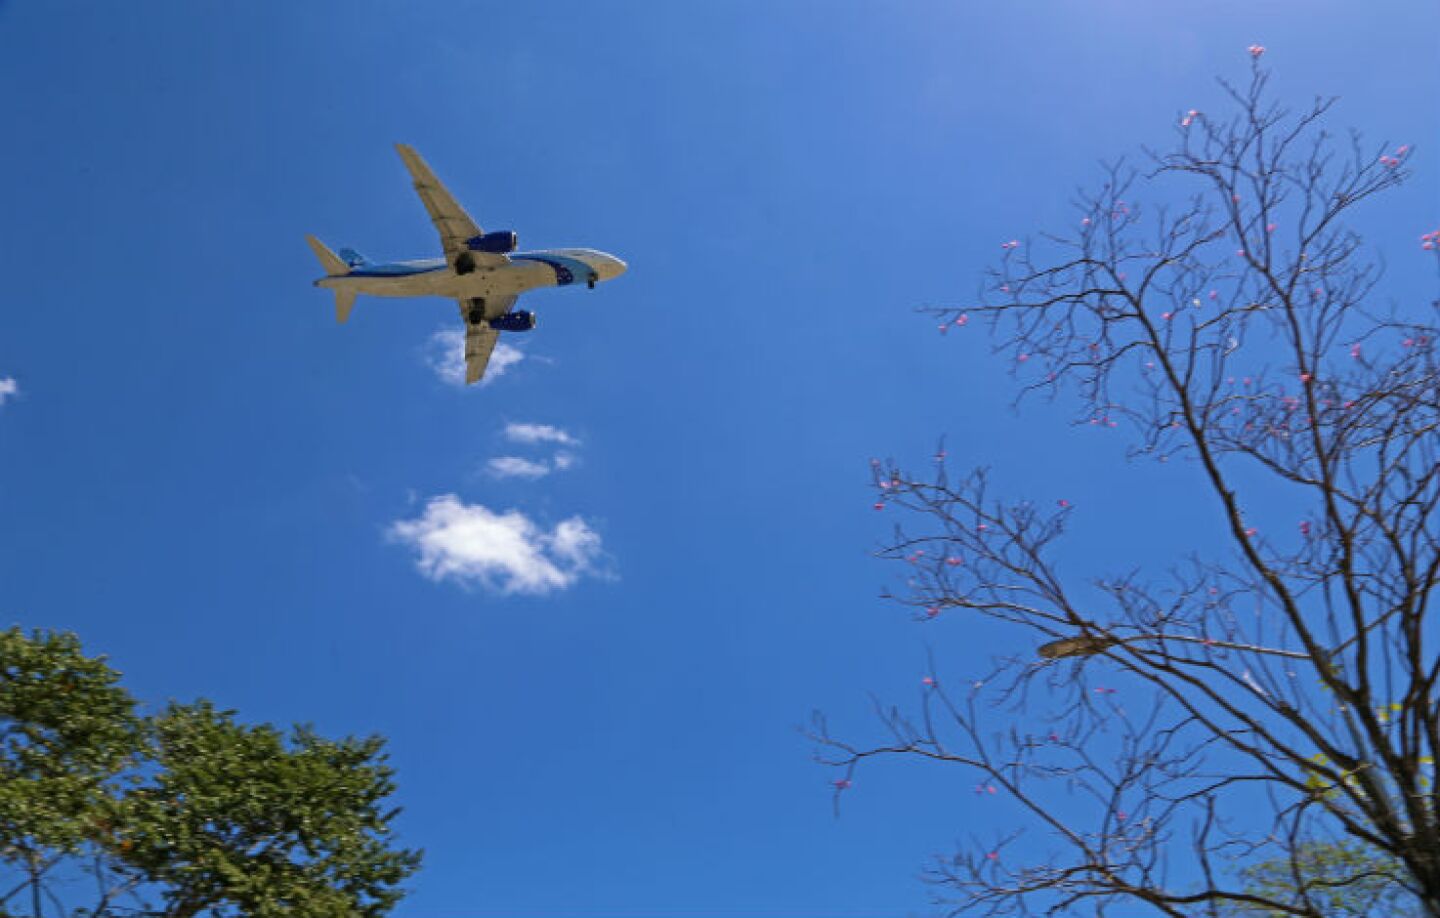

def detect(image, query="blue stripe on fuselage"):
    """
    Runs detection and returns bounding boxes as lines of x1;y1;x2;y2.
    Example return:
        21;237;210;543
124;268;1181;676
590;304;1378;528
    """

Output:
509;253;594;287
346;258;448;277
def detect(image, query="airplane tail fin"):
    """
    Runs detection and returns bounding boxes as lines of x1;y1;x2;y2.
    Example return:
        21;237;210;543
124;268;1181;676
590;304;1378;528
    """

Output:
305;236;358;323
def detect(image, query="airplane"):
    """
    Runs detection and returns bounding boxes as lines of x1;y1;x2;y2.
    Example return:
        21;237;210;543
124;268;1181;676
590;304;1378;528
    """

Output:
306;144;627;384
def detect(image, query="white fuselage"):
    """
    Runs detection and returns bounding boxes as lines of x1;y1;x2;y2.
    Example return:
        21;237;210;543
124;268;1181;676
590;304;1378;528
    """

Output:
316;247;626;302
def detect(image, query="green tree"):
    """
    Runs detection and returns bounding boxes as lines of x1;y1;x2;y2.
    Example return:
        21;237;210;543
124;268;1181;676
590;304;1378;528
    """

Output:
0;629;141;917
0;628;420;916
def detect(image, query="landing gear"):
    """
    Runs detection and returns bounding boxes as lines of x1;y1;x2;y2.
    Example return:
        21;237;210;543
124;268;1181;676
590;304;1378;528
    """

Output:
467;298;486;325
587;275;597;290
454;251;476;275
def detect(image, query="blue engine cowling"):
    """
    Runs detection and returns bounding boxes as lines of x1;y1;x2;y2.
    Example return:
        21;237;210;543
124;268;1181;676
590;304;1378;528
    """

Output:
488;310;537;332
467;231;518;254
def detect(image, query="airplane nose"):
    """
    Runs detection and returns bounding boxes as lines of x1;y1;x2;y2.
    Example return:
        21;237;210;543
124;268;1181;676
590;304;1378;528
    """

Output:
600;254;627;280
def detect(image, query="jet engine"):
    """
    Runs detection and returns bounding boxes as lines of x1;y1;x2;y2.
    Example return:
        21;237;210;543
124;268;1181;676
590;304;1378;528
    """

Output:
467;231;518;254
488;310;537;332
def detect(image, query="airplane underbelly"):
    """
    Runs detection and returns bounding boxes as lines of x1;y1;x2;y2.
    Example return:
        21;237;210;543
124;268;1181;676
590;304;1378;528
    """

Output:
343;270;452;298
453;262;553;298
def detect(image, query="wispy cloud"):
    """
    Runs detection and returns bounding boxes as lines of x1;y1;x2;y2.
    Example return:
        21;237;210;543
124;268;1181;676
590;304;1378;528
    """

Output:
389;495;605;595
0;378;17;406
426;327;523;387
486;456;551;480
504;422;577;446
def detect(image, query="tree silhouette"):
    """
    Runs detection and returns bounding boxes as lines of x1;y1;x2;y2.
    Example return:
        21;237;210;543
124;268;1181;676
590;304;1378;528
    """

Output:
814;52;1440;916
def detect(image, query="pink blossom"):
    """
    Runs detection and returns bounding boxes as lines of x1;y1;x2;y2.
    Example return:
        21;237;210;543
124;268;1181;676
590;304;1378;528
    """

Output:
946;556;963;566
1001;240;1019;250
1048;731;1060;743
1058;499;1071;508
873;502;885;511
926;606;940;618
1248;44;1266;57
1300;373;1312;383
1245;527;1258;537
1403;338;1415;348
1018;353;1030;362
1299;521;1311;537
922;676;935;686
1266;223;1276;233
1117;811;1128;821
955;314;969;327
1081;216;1092;226
986;851;1000;861
1350;343;1362;359
1209;290;1219;300
1397;145;1410;156
1232;194;1242;204
1094;686;1117;695
1161;311;1173;321
938;324;949;334
834;779;852;790
1236;248;1247;257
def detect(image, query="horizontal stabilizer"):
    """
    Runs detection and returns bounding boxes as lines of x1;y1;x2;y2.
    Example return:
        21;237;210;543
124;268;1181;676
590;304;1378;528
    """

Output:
334;289;356;324
305;235;350;276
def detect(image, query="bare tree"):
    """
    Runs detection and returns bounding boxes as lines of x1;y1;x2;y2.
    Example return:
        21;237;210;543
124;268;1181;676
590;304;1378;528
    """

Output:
813;52;1440;917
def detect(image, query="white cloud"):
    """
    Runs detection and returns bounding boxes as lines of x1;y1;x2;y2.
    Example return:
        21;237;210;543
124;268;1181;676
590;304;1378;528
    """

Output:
486;343;525;383
551;450;578;471
487;456;551;480
389;495;605;595
0;378;17;406
504;422;576;446
425;328;524;387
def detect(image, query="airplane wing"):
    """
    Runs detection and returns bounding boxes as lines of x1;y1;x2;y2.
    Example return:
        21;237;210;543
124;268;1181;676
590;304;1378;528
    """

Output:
457;295;517;385
395;144;505;269
464;323;499;385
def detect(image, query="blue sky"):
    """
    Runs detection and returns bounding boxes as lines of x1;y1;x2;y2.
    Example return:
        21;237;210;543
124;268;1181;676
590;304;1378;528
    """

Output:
1;2;1436;915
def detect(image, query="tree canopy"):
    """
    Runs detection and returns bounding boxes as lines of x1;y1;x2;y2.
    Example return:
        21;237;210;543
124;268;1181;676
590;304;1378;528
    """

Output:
0;627;420;917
